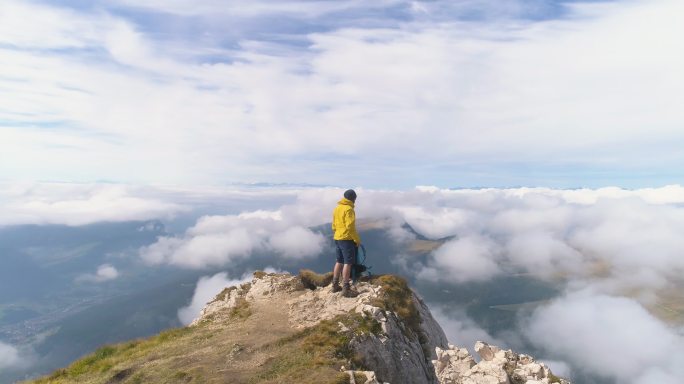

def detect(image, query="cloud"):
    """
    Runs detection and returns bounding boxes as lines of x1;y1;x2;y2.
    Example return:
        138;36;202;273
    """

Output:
430;306;505;351
124;183;684;294
417;235;502;283
0;183;186;227
177;271;250;325
0;341;21;370
0;341;33;371
269;226;326;259
177;267;284;325
1;0;683;187
76;264;120;283
3;181;684;382
140;209;326;269
524;290;684;384
392;186;684;291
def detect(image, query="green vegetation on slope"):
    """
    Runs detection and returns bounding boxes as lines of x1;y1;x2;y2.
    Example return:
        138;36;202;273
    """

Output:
26;273;388;384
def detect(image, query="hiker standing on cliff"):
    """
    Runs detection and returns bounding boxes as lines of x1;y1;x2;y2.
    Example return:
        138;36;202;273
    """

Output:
331;189;361;298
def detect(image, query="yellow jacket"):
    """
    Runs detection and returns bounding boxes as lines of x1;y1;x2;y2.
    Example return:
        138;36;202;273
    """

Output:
332;198;361;245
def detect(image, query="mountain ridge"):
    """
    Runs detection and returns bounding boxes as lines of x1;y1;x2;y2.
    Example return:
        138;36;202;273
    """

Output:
26;271;569;384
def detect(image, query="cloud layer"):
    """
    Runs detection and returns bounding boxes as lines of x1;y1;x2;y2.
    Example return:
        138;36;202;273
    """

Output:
525;290;684;384
76;264;120;283
0;341;21;370
177;272;251;325
1;0;683;187
177;268;283;325
140;208;326;269
0;183;185;227
2;182;684;383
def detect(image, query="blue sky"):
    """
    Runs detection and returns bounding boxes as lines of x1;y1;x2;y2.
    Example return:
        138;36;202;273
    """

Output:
1;0;682;189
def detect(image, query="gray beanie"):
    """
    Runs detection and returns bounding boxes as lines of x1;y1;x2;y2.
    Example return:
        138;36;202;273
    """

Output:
344;189;357;202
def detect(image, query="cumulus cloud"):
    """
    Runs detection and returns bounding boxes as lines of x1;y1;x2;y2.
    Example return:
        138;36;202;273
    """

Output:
524;291;684;384
418;235;502;283
1;0;683;186
269;226;326;259
140;209;326;269
0;183;186;227
177;272;249;325
2;181;684;383
0;341;21;370
0;341;33;371
128;183;684;295
430;306;505;351
389;186;684;293
177;268;283;325
76;264;120;283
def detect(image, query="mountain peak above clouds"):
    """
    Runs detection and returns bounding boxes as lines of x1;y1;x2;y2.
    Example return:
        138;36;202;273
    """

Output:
28;272;570;384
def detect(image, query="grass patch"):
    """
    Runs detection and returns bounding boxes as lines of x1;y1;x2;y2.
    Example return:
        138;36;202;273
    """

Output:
299;269;334;290
254;270;281;279
353;372;367;383
548;371;562;383
250;313;376;384
230;297;252;319
334;372;351;384
210;286;237;303
172;370;191;382
66;345;117;376
368;275;435;363
368;275;421;337
29;326;197;383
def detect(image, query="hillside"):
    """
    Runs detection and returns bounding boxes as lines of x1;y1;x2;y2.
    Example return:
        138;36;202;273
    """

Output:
26;272;569;384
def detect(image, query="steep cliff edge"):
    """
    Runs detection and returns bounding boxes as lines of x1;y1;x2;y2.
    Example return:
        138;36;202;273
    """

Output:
28;272;569;384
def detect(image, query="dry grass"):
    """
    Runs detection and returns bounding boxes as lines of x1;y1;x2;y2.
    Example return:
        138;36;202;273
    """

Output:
26;289;377;384
299;269;334;290
25;273;416;384
230;297;252;319
209;286;237;303
368;275;420;336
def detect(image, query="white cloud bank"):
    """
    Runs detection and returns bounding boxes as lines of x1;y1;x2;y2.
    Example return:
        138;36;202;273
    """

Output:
140;208;326;269
0;341;21;370
177;268;283;325
0;183;186;227
397;186;684;297
76;264;120;283
430;306;505;352
525;291;684;384
157;183;684;383
6;182;680;382
177;272;249;325
0;341;33;371
1;0;683;186
131;184;684;302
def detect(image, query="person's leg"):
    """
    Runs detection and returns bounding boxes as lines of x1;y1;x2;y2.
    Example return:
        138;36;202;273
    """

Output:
340;241;358;297
342;263;351;283
333;262;343;280
332;241;343;292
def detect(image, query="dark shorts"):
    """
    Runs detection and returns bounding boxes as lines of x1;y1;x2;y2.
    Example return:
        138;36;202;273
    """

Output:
335;240;357;265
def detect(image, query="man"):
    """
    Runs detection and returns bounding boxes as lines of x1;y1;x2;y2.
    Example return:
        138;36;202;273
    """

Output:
331;189;361;298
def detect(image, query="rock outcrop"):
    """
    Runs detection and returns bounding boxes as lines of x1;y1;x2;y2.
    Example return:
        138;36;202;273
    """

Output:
433;341;571;384
29;271;571;384
193;272;570;384
194;272;448;384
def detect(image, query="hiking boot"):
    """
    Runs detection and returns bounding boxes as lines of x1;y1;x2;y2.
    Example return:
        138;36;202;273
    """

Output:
331;280;342;293
342;284;359;298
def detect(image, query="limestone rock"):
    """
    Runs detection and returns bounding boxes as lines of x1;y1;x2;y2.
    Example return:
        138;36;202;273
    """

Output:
191;273;569;384
433;341;571;384
192;272;448;384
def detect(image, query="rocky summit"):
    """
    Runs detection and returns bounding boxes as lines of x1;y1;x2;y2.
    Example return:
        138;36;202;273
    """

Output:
434;342;570;384
29;272;570;384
